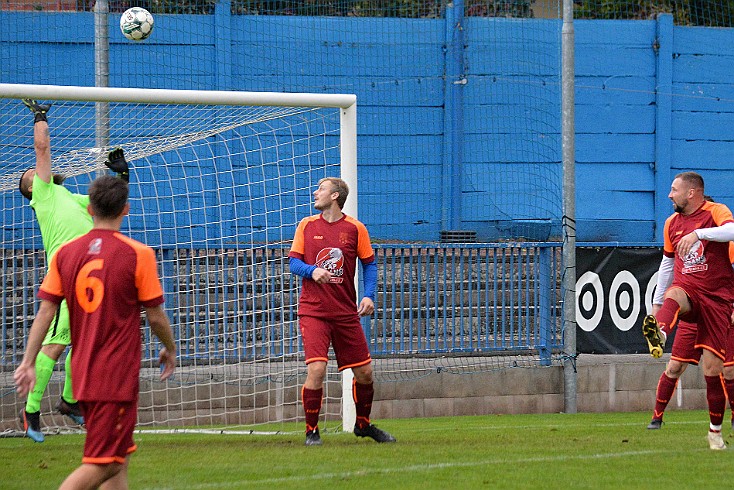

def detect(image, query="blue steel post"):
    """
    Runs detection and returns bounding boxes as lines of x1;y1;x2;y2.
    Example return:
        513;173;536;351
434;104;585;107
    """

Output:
538;246;551;365
442;0;465;232
94;0;110;157
215;0;233;90
561;0;577;414
654;14;673;241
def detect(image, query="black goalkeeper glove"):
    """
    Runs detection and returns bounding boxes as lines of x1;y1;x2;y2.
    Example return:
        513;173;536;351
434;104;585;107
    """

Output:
22;99;51;123
104;148;130;183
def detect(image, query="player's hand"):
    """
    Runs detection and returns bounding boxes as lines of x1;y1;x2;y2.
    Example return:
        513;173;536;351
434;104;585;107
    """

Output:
22;99;51;123
357;297;374;317
158;347;176;381
104;148;130;182
676;231;700;259
13;364;36;397
311;267;333;284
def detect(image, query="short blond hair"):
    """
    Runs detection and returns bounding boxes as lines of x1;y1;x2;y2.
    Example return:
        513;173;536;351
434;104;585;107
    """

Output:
318;177;349;209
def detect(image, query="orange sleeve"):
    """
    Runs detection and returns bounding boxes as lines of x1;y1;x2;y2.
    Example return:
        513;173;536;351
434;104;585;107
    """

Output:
353;219;375;262
114;232;163;304
290;218;307;256
135;245;164;303
662;216;674;256
289;216;320;257
38;251;64;301
710;202;734;226
729;242;734;264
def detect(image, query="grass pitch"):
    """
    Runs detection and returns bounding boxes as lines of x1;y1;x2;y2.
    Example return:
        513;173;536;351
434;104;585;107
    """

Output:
2;410;732;489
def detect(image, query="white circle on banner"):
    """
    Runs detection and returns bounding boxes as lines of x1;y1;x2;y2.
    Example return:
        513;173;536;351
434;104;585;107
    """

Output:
576;271;603;332
582;290;594;311
609;270;639;331
645;271;659;315
619;290;630;310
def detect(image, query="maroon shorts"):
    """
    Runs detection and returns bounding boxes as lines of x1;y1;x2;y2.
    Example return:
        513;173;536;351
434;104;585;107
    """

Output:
677;286;732;361
79;400;138;464
670;320;701;365
299;315;371;371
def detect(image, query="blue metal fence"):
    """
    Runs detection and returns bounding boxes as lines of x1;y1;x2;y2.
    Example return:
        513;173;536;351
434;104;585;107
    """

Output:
369;243;562;363
2;243;563;367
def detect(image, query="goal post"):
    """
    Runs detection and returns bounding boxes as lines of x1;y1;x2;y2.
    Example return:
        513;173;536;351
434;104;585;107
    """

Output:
0;83;358;435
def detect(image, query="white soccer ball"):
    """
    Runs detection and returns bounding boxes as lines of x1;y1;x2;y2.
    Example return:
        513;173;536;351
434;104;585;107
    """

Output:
120;7;154;41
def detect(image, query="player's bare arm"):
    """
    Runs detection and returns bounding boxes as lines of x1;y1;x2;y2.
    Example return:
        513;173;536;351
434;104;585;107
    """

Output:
22;99;53;183
145;305;177;381
14;300;58;396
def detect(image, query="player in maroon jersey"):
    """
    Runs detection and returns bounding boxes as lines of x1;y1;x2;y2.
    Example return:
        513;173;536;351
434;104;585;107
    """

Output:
289;177;395;446
14;175;177;488
642;172;734;449
645;198;732;430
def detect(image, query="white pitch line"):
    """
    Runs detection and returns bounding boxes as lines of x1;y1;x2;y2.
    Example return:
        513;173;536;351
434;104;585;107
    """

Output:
141;447;708;490
396;419;708;433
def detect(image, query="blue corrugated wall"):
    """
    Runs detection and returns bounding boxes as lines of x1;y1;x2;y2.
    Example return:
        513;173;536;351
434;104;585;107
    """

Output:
2;13;734;243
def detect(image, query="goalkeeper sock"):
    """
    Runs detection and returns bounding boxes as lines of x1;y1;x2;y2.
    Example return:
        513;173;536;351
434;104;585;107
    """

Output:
25;351;56;413
353;380;374;429
62;348;77;404
652;372;678;420
301;386;322;432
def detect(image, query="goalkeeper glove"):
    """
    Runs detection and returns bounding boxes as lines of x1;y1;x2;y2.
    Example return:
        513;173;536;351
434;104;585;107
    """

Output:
104;148;130;183
22;99;51;123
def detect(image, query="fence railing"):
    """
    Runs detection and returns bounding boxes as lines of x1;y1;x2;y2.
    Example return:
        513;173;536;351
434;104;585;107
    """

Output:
1;243;563;367
370;244;563;361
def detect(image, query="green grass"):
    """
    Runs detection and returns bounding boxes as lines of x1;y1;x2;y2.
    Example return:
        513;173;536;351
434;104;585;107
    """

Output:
2;410;733;489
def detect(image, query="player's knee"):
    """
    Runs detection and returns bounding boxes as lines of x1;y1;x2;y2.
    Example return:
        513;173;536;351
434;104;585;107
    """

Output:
40;343;66;361
352;364;373;384
306;363;327;384
666;361;686;377
101;461;125;482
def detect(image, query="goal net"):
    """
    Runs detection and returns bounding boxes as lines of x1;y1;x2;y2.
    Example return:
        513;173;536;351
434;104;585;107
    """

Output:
0;84;357;436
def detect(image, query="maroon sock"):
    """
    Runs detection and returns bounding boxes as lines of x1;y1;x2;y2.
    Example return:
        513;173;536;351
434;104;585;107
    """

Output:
725;378;734;414
302;386;322;433
652;372;678;420
705;375;726;427
656;298;680;337
353;380;374;429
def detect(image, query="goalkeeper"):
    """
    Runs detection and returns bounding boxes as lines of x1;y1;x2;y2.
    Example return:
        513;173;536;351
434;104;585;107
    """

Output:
17;99;130;443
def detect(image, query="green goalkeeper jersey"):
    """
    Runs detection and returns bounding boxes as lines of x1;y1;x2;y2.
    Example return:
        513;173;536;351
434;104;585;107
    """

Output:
30;174;93;263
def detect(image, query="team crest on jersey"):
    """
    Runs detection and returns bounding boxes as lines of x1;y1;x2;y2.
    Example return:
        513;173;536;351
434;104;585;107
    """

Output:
315;247;344;283
88;238;103;255
681;239;708;274
339;232;349;245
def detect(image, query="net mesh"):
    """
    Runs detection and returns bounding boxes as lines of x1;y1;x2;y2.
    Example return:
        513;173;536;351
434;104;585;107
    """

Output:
0;96;348;435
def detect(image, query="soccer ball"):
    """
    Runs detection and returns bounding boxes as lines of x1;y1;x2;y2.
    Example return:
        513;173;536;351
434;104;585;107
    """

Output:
120;7;154;41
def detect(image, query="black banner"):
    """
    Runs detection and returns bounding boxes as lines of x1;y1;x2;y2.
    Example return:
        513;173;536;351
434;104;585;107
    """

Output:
576;246;667;354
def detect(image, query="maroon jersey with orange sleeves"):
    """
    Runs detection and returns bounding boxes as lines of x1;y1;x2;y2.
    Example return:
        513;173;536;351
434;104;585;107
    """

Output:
38;229;165;402
289;213;375;319
663;201;734;302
